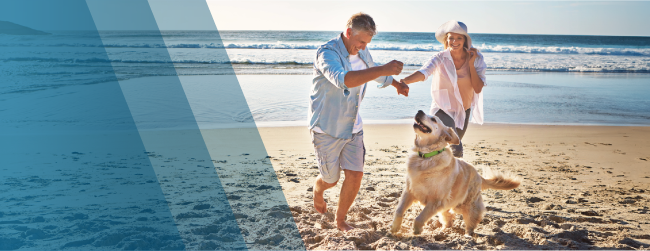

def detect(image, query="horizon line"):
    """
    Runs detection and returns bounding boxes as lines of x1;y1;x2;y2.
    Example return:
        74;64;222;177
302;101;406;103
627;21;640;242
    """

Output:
214;30;650;38
21;29;650;38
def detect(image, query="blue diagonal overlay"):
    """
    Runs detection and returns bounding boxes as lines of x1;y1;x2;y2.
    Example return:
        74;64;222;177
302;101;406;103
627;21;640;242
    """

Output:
1;0;303;250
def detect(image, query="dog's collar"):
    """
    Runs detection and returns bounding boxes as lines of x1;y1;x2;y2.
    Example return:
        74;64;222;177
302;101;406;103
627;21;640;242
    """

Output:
418;147;446;158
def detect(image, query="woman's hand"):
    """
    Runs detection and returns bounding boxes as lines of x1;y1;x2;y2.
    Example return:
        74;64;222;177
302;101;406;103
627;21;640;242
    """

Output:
391;79;409;97
396;80;410;97
467;48;479;64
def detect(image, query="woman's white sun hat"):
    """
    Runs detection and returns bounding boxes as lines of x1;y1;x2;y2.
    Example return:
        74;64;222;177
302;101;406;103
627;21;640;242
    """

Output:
435;20;472;48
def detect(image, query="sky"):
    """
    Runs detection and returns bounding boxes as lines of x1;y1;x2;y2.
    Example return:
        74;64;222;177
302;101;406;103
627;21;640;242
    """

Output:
207;1;650;36
1;1;647;36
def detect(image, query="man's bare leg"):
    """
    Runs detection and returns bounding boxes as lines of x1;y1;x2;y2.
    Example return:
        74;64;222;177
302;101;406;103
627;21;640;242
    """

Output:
336;169;363;231
313;175;337;214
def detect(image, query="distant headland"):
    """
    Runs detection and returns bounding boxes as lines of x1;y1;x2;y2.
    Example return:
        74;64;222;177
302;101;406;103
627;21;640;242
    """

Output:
0;21;50;35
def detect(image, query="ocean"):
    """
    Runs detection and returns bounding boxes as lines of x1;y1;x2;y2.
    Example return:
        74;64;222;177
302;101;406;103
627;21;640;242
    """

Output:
2;30;650;128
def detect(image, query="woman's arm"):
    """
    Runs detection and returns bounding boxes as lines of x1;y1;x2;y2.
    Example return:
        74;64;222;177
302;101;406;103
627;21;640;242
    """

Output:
400;52;443;85
400;71;425;85
467;48;485;93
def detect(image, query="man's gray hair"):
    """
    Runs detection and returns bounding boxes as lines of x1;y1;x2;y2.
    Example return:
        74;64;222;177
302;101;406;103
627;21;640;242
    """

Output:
346;12;377;36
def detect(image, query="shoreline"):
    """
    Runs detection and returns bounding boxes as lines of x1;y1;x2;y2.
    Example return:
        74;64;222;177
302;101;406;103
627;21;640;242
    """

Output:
228;65;650;75
250;120;650;128
246;123;650;249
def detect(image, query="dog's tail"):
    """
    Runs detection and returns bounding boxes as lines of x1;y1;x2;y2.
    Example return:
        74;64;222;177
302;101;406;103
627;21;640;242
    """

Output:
480;165;521;190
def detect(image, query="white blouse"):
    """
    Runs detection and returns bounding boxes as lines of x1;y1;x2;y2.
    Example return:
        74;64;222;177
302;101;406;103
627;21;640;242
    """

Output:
417;48;487;130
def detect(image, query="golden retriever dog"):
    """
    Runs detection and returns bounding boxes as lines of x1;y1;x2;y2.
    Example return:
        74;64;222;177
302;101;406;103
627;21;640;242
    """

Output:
390;110;521;237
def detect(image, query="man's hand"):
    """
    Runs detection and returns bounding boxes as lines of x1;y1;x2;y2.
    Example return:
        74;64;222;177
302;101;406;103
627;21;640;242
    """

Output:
392;80;409;97
382;60;403;76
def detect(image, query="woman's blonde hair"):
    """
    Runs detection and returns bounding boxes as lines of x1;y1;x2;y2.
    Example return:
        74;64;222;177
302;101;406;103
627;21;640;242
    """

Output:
442;33;469;50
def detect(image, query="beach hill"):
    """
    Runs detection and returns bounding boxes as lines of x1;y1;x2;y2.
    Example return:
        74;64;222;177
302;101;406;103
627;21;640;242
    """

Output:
0;21;50;35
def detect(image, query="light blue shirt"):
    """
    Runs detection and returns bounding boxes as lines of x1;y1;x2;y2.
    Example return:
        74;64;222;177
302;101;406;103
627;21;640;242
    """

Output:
308;34;394;139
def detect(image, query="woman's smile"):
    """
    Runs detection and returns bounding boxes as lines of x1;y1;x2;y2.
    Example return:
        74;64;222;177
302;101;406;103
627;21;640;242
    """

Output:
447;32;466;51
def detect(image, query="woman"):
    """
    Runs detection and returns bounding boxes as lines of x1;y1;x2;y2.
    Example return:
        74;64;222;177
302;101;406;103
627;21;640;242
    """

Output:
399;20;487;157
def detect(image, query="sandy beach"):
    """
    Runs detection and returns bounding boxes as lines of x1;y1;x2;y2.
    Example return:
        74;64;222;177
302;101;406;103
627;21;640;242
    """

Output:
255;123;650;250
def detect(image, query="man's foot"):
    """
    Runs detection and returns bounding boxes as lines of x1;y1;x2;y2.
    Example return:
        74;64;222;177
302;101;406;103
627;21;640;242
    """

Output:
313;189;327;213
336;220;355;231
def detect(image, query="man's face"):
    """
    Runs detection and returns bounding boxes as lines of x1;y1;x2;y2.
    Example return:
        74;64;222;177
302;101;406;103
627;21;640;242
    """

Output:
344;28;373;55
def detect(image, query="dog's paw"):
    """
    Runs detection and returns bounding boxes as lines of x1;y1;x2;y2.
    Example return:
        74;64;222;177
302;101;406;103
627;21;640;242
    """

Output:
413;222;424;235
390;221;402;233
413;224;423;235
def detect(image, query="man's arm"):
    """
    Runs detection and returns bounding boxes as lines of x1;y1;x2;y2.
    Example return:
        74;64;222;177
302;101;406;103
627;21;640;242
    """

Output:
344;60;403;88
316;48;350;90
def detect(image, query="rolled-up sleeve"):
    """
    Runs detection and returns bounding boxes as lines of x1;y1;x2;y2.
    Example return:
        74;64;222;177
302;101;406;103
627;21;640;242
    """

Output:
418;53;442;81
363;51;394;89
474;52;487;86
315;47;348;90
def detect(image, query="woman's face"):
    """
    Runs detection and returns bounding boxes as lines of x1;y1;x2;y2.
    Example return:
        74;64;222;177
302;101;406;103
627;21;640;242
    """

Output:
446;32;466;51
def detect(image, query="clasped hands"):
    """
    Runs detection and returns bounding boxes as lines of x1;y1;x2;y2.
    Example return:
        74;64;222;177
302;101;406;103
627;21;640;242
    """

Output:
382;60;410;97
393;79;409;97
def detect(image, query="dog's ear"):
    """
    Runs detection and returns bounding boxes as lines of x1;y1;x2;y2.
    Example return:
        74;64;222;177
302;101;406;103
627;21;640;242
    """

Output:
442;127;460;145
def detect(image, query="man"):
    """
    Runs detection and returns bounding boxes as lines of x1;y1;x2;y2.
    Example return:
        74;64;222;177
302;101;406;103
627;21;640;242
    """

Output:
308;12;409;231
